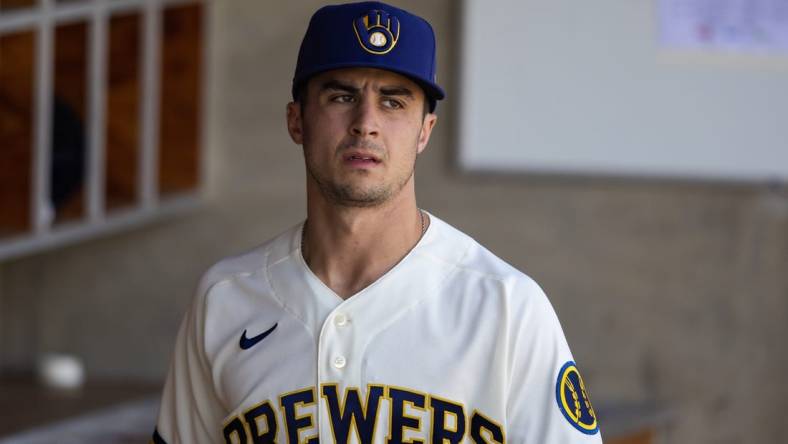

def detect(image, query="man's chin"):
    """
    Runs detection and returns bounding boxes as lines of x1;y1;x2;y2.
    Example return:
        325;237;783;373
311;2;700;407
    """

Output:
325;184;392;208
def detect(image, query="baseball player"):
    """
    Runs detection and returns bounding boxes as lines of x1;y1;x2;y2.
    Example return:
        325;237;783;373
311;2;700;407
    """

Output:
152;2;602;443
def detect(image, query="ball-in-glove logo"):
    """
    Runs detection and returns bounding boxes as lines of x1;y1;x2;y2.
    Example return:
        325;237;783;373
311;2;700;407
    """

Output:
353;9;400;55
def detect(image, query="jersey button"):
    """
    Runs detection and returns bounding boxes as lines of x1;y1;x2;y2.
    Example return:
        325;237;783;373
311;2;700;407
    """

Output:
333;356;347;369
334;314;348;327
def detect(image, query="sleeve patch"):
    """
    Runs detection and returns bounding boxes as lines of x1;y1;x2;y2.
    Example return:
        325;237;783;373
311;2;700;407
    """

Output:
555;361;599;435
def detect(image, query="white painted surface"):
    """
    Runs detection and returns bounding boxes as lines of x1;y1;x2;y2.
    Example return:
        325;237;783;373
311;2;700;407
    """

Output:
458;0;788;182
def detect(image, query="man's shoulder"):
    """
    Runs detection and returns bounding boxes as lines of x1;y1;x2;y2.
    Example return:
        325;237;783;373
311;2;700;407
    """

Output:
429;215;559;330
426;214;541;290
196;223;301;296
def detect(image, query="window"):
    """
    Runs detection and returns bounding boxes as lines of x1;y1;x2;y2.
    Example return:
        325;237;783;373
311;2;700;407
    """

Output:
0;0;204;260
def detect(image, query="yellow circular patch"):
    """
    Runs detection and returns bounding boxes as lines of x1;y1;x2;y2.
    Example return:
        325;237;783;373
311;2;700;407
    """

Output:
555;361;599;434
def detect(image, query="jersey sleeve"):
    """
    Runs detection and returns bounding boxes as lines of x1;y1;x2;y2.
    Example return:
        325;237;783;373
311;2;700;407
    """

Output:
505;278;603;443
153;277;226;444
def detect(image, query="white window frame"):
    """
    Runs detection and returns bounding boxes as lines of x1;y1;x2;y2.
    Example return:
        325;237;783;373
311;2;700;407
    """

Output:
0;0;208;261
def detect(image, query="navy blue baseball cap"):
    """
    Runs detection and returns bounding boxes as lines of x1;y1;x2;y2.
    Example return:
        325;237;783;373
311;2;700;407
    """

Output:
293;1;445;112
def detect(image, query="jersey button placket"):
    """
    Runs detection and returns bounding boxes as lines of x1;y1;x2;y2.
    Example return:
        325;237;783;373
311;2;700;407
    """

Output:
331;313;349;370
320;311;352;379
317;310;352;444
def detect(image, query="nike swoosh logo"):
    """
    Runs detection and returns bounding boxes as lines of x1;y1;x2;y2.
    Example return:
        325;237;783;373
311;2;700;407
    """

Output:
239;323;278;350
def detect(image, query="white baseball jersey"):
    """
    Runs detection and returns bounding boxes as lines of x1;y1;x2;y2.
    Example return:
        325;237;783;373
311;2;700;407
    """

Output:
152;213;602;443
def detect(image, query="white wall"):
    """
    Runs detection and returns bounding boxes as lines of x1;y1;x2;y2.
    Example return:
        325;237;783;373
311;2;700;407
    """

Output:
459;0;788;182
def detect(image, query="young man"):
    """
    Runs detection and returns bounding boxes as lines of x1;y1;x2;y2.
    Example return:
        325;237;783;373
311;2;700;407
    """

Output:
153;2;602;443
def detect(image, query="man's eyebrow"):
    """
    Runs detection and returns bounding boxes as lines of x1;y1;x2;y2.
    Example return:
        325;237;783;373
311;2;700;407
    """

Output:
320;80;359;94
379;86;414;98
318;80;415;98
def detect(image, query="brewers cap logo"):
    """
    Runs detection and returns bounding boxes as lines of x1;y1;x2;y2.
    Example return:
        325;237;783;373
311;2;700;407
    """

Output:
353;9;400;55
555;361;599;435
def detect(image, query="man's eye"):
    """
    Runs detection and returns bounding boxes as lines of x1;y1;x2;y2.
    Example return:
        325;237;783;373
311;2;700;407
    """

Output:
382;98;403;109
332;95;355;103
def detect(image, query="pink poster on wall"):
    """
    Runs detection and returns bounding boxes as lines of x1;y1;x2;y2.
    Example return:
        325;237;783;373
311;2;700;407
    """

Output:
659;0;788;53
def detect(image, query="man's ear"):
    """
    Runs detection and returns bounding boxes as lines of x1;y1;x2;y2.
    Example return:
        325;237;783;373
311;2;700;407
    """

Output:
286;102;303;145
416;113;437;155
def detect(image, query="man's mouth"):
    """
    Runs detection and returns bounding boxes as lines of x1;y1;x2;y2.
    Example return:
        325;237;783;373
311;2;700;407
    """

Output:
343;151;381;165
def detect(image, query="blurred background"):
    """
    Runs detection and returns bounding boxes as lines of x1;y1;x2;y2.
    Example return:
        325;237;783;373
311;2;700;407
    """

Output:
1;0;786;443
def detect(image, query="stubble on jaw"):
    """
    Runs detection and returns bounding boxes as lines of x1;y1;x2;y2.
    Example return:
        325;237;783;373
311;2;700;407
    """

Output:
303;137;420;208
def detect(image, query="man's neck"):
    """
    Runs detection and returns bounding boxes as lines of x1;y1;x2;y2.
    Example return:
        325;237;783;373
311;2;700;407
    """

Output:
302;191;427;299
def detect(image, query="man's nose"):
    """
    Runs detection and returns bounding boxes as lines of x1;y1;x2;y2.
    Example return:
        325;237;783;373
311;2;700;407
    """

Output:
349;97;380;137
